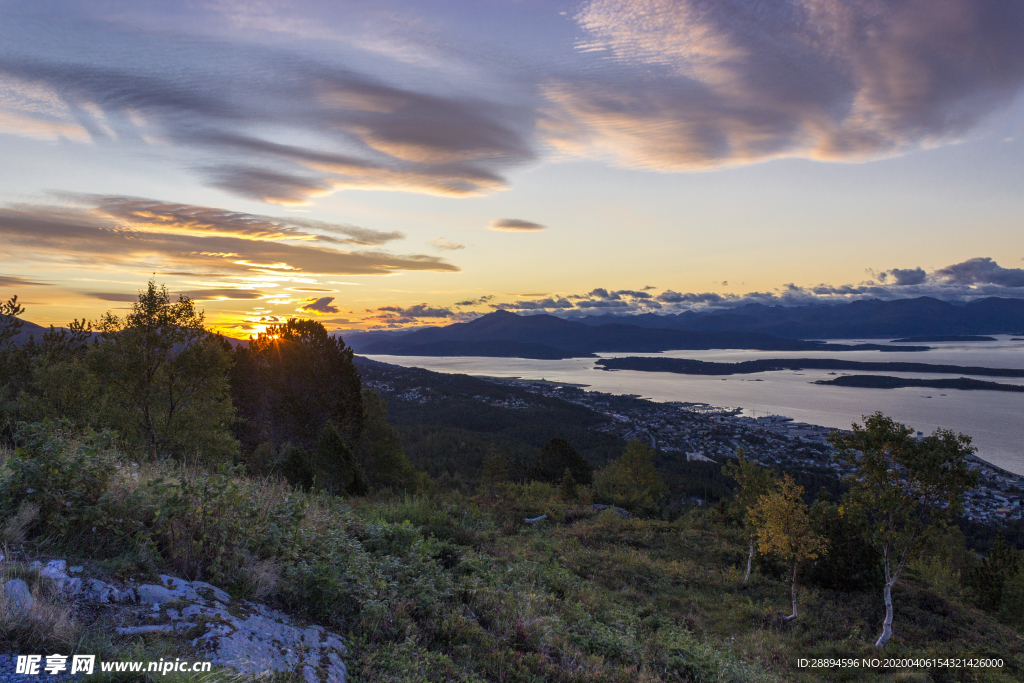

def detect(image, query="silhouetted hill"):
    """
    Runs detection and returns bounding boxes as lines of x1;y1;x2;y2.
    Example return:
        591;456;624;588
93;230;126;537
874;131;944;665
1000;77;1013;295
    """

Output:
576;297;1024;339
354;310;924;358
1;316;49;346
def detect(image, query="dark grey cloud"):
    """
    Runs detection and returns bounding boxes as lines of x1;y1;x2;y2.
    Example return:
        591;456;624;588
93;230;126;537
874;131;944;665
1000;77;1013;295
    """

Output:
455;294;494;306
493;297;575;311
586;288;619;300
656;290;725;304
935;257;1024;288
375;303;454;318
575;299;631;309
879;267;928;286
549;0;1024;169
0;275;50;288
301;297;340;314
205;167;334;206
0;202;458;276
489;219;546;232
615;289;652;299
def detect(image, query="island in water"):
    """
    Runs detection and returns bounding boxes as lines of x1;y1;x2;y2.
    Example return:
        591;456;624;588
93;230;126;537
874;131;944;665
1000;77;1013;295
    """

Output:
814;375;1024;392
595;356;1024;377
890;335;998;342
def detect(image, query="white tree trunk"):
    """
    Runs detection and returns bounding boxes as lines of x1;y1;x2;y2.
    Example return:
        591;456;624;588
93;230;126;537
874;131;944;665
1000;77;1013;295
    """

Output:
876;552;895;647
875;581;895;646
744;539;754;583
783;561;798;620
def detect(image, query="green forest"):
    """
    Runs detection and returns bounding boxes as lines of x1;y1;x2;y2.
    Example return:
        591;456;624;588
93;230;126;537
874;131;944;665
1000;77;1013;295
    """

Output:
1;284;1023;682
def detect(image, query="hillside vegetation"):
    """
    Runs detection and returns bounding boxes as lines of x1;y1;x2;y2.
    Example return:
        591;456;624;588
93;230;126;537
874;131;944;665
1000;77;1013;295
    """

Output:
1;285;1023;682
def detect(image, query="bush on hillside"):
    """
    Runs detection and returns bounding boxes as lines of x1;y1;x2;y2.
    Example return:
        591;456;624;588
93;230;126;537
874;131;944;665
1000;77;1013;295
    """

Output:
593;440;666;512
529;437;592;485
0;421;121;541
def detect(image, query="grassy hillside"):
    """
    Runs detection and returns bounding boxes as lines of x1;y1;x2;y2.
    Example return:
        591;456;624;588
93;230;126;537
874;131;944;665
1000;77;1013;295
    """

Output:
2;429;1021;683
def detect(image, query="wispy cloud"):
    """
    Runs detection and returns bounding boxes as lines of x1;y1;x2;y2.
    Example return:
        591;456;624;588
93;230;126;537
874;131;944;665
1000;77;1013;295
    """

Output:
454;294;494;306
428;237;465;251
0;28;537;203
0;275;51;288
84;195;404;246
544;0;1024;170
0;198;459;278
488;218;546;232
1;0;1020;207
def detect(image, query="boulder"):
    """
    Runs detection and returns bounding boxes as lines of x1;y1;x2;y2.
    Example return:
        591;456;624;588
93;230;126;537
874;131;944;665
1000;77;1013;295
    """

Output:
3;579;33;613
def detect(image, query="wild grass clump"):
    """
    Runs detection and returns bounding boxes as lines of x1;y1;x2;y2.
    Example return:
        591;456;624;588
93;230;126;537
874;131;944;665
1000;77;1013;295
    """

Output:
0;564;80;652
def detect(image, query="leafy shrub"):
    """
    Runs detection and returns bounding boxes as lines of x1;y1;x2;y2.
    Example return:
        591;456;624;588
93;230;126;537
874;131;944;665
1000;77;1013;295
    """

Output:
145;466;306;584
593;441;667;512
0;420;120;541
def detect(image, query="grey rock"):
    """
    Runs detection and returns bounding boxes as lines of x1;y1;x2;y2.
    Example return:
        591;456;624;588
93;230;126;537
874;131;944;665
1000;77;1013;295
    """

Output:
302;626;322;649
137;584;177;605
191;601;347;682
84;578;113;603
327;652;347;683
3;579;33;613
69;565;83;574
189;579;231;603
61;577;83;595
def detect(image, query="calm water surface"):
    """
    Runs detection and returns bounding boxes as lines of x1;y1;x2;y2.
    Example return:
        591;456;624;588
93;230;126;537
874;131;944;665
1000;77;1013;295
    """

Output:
366;336;1024;475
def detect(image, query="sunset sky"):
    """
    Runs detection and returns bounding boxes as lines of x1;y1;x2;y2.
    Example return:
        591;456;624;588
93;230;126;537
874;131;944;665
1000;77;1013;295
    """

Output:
2;0;1024;336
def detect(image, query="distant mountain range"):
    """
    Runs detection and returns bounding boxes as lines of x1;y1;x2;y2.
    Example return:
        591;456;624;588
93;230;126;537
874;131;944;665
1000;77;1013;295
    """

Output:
350;309;927;359
571;297;1024;338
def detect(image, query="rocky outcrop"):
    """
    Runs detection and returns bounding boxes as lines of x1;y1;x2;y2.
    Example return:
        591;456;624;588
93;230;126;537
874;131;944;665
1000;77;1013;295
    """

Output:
11;558;348;683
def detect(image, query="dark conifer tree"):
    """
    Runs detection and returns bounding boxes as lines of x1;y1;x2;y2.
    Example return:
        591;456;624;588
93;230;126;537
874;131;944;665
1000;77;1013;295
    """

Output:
232;318;363;454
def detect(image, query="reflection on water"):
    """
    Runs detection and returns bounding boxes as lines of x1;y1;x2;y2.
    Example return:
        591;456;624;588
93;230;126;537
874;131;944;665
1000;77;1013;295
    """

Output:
364;336;1024;475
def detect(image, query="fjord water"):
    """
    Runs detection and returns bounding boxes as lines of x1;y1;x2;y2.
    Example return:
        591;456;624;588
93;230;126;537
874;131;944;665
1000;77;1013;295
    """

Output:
366;336;1024;475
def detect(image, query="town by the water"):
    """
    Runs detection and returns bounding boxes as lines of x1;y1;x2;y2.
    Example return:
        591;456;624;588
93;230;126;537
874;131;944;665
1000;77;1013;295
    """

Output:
365;361;1024;524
